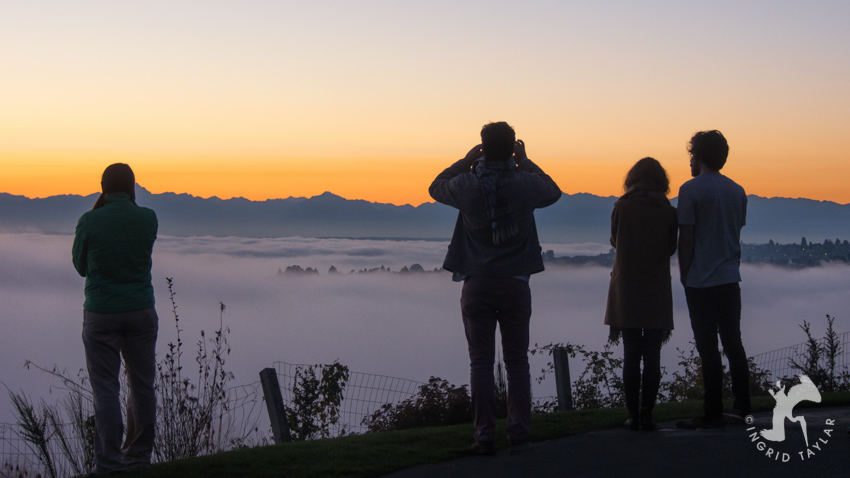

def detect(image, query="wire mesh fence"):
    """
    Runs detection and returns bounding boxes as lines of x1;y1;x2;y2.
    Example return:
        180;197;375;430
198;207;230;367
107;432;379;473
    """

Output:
271;363;563;435
750;330;850;383
0;422;35;476
0;364;431;475
215;381;269;448
0;420;90;478
15;338;843;477
0;380;271;478
273;362;425;436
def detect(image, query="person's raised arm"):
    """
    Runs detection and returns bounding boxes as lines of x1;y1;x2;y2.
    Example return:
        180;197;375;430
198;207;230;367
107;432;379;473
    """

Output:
514;139;561;208
513;139;529;165
428;144;482;207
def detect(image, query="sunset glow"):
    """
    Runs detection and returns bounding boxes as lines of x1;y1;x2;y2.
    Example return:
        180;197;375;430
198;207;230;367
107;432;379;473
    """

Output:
2;1;849;205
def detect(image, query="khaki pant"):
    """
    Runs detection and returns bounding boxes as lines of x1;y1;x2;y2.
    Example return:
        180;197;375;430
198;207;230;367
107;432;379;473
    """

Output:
83;308;158;474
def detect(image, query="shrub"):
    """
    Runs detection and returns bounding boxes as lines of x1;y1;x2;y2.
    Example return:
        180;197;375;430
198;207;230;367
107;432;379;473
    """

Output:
154;277;235;461
788;314;850;392
362;377;471;432
533;338;773;410
9;278;243;477
6;364;95;478
1;462;38;478
531;342;624;410
284;362;349;440
657;344;703;403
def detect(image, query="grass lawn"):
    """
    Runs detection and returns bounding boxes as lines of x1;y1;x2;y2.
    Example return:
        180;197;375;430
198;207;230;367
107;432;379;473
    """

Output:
130;392;850;478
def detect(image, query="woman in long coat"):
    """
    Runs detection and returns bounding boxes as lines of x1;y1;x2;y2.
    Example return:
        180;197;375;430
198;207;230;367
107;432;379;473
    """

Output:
604;157;677;430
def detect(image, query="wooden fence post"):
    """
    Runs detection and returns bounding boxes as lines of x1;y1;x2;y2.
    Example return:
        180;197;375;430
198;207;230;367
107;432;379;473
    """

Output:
260;367;291;443
553;347;574;411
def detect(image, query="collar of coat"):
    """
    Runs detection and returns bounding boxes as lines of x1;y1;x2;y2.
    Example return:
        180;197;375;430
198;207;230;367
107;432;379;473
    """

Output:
618;184;670;206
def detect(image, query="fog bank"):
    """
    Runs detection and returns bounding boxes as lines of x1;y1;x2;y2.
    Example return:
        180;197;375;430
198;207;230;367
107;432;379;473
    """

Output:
0;234;847;423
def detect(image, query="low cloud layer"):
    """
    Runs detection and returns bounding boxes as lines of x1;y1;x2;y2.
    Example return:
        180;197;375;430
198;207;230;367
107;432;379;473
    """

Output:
0;234;847;422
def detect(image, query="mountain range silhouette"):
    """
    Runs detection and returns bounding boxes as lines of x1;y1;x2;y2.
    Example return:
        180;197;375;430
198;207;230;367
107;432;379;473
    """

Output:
2;187;848;244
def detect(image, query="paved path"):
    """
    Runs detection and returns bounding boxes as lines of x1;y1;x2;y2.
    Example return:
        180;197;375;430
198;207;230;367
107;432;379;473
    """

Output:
381;407;849;478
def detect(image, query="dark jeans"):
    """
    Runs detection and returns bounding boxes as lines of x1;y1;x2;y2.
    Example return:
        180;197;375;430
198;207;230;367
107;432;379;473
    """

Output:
685;283;751;419
461;276;532;442
621;328;665;414
83;308;158;474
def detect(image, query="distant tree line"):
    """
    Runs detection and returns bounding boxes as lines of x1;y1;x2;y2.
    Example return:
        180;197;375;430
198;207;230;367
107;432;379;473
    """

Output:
741;237;850;267
542;249;615;267
278;238;849;277
277;263;442;276
541;237;850;269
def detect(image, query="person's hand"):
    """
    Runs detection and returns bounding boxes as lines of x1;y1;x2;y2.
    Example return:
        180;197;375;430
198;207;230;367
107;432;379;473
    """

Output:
463;144;483;163
513;139;528;163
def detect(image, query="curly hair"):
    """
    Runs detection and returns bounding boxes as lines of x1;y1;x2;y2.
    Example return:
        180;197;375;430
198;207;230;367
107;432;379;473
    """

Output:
688;130;729;171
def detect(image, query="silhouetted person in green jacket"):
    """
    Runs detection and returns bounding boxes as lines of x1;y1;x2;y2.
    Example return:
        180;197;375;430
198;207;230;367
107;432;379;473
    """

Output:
73;163;158;476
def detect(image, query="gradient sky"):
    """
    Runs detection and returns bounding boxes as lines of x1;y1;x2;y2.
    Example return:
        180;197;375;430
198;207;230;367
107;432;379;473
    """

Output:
2;1;849;205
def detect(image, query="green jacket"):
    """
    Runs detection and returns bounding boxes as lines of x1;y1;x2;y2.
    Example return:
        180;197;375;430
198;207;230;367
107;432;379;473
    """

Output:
72;193;158;313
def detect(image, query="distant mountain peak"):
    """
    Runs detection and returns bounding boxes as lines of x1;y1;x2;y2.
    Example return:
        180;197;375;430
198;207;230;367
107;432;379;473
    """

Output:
316;191;341;198
311;191;346;201
136;184;153;197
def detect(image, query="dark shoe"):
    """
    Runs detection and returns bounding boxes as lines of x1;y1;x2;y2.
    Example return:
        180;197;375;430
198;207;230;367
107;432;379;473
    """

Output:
510;439;529;447
470;440;496;456
640;408;656;431
723;408;748;425
676;416;725;430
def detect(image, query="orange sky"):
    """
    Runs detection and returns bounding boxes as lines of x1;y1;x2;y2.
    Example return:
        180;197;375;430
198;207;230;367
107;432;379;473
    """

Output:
3;142;849;206
2;2;849;205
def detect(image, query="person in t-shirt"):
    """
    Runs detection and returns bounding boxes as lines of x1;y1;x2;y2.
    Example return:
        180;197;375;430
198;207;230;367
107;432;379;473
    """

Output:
675;130;751;430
